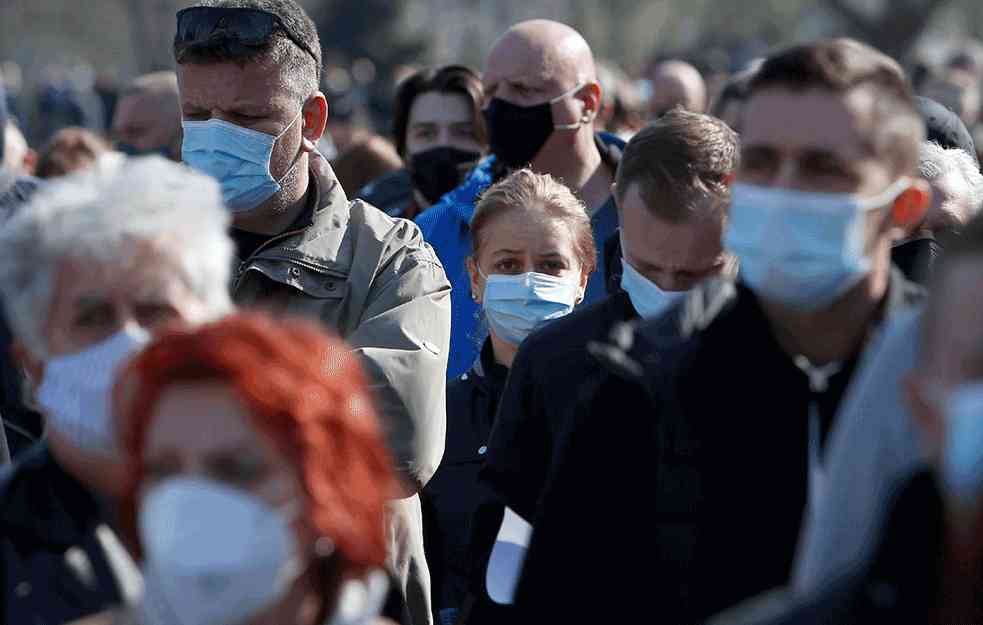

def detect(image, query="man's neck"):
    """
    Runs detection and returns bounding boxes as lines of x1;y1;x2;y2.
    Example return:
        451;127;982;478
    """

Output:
533;129;612;212
761;269;891;366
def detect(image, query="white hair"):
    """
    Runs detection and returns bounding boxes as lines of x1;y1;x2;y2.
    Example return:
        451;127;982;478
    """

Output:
919;141;983;219
0;155;234;358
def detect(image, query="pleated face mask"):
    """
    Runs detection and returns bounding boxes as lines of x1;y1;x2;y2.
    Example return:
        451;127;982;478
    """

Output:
480;271;582;346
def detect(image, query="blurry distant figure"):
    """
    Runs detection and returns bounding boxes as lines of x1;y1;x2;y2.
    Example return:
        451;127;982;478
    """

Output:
2;121;34;176
920;68;981;129
710;64;760;133
360;65;486;220
36;64;107;143
648;60;707;117
596;60;645;138
35;127;114;179
947;39;983;80
112;71;182;160
94;73;120;132
332;134;403;199
325;90;373;156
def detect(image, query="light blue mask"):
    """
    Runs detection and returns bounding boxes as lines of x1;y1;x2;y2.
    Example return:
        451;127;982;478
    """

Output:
181;110;303;213
724;181;907;311
620;257;688;319
942;381;983;505
481;271;581;346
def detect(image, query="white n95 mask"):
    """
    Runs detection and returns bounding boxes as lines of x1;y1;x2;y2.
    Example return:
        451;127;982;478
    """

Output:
139;477;303;625
37;325;150;455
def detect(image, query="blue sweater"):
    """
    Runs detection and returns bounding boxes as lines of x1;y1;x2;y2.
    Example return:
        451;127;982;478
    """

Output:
416;134;625;379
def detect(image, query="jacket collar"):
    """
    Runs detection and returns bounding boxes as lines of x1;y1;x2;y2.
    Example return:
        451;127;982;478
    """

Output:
470;338;510;391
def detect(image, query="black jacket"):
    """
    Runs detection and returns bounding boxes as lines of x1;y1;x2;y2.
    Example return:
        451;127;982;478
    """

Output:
480;290;637;521
422;340;509;621
0;442;138;625
512;272;924;625
708;470;944;625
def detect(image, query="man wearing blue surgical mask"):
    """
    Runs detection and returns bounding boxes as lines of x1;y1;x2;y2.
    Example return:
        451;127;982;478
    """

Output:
173;3;451;624
481;109;738;524
511;39;932;625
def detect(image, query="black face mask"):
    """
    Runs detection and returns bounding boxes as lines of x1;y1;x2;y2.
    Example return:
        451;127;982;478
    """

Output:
483;97;557;169
891;235;943;286
409;146;480;205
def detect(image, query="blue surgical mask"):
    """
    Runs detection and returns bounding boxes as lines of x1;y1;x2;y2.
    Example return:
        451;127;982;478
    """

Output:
724;180;908;311
181;110;304;213
620;257;688;319
941;382;983;506
481;271;582;346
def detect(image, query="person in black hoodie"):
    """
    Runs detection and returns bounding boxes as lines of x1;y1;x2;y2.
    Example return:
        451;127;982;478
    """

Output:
420;168;596;625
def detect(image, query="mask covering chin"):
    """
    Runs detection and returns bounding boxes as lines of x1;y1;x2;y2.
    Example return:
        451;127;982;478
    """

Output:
182;109;305;213
482;84;585;169
409;146;480;205
891;235;942;286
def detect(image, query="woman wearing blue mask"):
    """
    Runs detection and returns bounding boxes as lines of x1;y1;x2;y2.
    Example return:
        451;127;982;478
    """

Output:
420;169;595;625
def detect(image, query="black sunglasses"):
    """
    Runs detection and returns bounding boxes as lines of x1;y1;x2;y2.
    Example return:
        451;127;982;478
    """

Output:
175;7;319;69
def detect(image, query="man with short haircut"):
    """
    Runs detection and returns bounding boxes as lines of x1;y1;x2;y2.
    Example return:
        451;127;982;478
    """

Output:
0;157;235;625
111;71;182;159
417;19;624;379
481;108;738;523
172;2;451;623
512;39;931;625
648;59;708;117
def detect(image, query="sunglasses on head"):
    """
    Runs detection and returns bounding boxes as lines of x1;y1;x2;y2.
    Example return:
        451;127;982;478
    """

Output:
175;6;319;68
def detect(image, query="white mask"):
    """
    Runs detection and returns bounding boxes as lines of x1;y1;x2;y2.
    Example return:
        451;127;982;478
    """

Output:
139;477;303;625
36;325;150;455
619;257;688;319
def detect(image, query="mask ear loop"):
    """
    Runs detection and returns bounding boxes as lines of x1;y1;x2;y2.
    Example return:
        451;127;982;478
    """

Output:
551;83;590;131
273;108;308;185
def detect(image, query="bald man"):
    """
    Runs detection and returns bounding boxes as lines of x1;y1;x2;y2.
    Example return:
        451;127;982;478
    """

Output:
111;71;182;159
649;59;708;117
417;19;626;378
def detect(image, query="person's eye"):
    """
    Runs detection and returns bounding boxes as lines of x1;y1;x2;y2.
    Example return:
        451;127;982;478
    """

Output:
142;458;180;486
210;456;269;487
541;260;567;274
134;302;178;327
453;126;476;140
75;305;115;329
494;259;521;274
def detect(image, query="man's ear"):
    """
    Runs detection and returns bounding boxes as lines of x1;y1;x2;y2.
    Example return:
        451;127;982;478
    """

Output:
300;92;329;153
889;178;932;236
577;82;603;122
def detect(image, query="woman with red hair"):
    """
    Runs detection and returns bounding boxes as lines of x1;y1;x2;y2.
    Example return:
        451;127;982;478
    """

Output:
74;313;400;625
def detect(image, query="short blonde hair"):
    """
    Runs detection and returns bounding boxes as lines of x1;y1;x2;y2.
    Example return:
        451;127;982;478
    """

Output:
470;169;597;274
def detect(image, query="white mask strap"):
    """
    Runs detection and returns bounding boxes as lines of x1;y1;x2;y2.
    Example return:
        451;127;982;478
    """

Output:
551;83;589;131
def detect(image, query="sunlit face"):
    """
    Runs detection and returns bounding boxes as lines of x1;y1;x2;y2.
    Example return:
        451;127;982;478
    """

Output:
176;60;325;218
405;91;482;157
467;206;589;304
43;242;210;358
925;170;974;232
619;184;730;292
141;382;302;509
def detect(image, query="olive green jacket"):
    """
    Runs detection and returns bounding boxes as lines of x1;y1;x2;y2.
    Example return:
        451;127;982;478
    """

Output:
233;156;451;492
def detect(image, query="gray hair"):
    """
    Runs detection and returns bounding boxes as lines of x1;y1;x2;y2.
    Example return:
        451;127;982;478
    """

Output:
0;156;235;358
919;141;983;219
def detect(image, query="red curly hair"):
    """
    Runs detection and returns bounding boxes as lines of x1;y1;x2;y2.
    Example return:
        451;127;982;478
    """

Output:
115;312;397;574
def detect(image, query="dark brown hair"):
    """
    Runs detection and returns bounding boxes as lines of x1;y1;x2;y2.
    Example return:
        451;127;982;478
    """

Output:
748;38;924;173
615;108;738;223
392;65;486;157
471;169;597;274
36;127;111;179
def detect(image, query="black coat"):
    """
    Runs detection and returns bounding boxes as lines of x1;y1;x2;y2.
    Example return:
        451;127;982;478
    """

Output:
480;290;637;521
0;443;137;625
512;273;924;625
422;340;509;622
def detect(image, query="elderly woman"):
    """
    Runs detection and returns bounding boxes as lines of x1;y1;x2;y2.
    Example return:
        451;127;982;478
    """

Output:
67;313;399;625
421;169;595;625
0;156;235;625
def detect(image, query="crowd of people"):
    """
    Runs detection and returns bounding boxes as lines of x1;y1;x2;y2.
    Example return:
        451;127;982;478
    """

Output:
2;0;983;624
